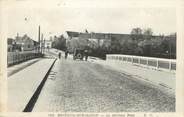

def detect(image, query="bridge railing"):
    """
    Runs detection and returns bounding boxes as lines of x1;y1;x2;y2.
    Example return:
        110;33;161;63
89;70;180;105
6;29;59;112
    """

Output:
7;51;43;66
106;54;176;71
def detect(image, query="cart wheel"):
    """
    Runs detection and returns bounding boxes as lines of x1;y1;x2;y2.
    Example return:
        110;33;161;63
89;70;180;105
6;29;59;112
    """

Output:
77;53;82;59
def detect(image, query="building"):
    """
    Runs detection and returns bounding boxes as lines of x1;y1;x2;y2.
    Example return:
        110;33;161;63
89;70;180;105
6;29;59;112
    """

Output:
7;38;16;52
66;31;80;40
45;40;52;48
15;34;38;51
40;40;53;49
66;31;109;46
66;31;132;48
66;30;176;51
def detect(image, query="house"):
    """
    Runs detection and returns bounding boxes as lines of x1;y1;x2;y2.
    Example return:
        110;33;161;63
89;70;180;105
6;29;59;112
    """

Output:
7;38;16;52
40;39;53;49
66;30;176;50
66;31;112;48
45;40;52;49
90;33;111;47
66;31;80;40
66;31;133;48
15;34;38;51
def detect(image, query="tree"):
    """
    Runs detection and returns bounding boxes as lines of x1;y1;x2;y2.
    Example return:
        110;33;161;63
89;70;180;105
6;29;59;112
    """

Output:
136;28;153;56
52;35;66;51
129;27;143;55
110;37;121;54
138;39;153;56
130;27;143;40
143;28;153;40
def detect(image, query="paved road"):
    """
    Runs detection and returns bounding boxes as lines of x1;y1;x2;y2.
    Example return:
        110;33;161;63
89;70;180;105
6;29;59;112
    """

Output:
33;58;175;112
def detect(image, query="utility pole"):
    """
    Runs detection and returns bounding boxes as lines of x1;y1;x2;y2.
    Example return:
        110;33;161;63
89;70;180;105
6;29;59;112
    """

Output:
44;38;46;53
41;33;43;54
38;25;40;53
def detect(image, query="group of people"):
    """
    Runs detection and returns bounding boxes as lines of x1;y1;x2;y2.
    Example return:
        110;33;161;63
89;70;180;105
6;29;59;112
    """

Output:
58;49;88;61
58;50;68;59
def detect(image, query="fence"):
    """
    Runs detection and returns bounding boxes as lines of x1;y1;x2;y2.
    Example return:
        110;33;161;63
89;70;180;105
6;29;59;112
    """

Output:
7;51;43;66
106;54;176;71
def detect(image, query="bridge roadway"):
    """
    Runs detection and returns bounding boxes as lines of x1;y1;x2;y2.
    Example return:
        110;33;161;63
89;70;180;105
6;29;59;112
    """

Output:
33;56;175;112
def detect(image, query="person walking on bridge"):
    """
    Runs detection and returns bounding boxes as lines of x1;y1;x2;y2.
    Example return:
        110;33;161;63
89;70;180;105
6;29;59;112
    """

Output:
84;49;88;61
58;52;61;59
65;50;68;59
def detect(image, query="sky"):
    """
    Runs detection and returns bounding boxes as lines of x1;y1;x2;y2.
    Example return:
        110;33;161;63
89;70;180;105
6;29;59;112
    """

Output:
1;0;177;41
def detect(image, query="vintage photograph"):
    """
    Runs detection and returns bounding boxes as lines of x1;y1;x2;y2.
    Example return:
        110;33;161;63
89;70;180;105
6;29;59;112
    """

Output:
4;0;177;113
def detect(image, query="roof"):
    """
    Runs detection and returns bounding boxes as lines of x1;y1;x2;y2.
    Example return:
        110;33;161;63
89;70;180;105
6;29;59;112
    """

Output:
110;33;131;40
66;31;79;37
91;33;106;39
66;31;176;41
79;33;91;38
66;31;132;40
14;35;38;45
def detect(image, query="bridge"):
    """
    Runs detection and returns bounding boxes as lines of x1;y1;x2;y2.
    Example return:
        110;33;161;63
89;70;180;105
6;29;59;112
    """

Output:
7;48;175;112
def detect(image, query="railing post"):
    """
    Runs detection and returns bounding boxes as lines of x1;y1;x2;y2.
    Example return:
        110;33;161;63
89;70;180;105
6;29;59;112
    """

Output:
169;61;172;71
13;54;15;64
156;59;159;69
17;53;19;64
15;54;17;64
147;58;149;66
12;54;14;65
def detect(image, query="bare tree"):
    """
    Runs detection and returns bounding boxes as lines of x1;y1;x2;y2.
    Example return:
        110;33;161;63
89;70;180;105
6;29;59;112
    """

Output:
130;27;143;40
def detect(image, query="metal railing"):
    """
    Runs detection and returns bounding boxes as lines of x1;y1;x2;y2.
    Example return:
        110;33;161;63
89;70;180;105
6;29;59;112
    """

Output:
106;54;176;71
7;51;43;66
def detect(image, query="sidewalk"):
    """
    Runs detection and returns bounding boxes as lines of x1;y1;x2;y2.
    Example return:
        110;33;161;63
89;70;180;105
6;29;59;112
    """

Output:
8;58;41;77
8;58;56;112
95;60;175;91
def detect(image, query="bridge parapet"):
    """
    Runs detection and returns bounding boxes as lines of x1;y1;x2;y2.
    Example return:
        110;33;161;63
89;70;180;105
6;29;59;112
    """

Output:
106;54;176;72
7;52;43;67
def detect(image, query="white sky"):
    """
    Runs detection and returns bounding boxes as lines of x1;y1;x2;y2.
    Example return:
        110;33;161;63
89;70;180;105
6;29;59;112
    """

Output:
1;0;177;41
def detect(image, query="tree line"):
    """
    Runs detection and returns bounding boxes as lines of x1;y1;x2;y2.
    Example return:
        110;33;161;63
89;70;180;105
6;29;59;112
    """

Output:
92;28;176;59
52;28;176;59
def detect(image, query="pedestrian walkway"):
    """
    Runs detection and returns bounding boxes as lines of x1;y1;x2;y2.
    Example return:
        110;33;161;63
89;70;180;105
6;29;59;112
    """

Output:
95;60;175;91
8;58;55;112
8;58;41;77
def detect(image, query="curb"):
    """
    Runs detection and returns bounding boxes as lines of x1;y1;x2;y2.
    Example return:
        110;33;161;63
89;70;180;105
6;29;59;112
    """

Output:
23;58;57;112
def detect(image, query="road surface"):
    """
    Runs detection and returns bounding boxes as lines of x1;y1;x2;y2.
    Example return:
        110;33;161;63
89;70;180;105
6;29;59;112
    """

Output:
33;58;175;112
